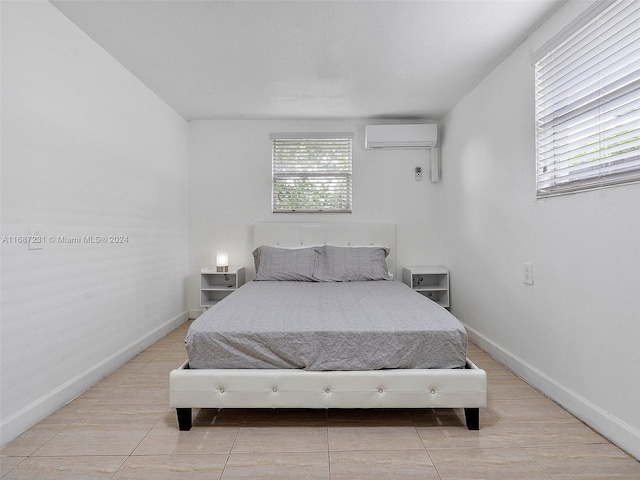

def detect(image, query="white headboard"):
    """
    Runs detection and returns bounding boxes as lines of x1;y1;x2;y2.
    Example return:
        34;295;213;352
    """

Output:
252;223;397;278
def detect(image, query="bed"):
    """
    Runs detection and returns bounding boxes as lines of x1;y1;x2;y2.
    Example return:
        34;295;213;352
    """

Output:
170;223;487;430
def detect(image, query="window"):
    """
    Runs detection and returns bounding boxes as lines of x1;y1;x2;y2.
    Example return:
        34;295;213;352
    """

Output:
533;0;640;197
271;133;353;213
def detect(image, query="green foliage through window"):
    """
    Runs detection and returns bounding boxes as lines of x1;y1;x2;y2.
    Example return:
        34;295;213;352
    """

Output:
272;136;353;213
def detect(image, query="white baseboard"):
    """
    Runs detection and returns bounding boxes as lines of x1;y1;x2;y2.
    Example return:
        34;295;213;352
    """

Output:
465;324;640;461
188;309;204;319
0;311;189;448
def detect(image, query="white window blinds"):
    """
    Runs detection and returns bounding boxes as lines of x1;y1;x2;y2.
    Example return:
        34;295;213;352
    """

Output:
534;0;640;197
271;133;353;213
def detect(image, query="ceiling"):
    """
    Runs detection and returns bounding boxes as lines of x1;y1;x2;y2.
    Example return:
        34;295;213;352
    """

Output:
51;0;564;121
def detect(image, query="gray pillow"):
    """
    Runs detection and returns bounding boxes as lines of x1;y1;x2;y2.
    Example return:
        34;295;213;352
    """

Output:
313;245;391;282
253;245;318;281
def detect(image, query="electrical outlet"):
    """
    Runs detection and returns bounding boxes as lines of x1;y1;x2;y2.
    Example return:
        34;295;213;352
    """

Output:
524;263;533;285
415;166;422;181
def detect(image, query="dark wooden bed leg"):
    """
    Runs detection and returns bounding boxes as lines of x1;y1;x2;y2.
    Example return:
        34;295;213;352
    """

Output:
177;408;192;431
464;408;480;430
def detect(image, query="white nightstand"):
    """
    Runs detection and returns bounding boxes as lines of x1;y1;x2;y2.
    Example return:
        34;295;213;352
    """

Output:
402;267;450;308
200;266;245;308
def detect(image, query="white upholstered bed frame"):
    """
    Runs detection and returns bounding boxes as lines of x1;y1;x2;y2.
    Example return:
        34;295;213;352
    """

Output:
170;223;487;430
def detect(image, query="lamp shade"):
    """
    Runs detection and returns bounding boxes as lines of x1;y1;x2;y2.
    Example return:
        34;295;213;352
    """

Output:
216;250;229;272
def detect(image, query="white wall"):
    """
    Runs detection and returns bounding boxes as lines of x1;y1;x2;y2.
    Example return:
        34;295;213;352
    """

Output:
188;119;440;313
0;1;189;446
440;1;640;459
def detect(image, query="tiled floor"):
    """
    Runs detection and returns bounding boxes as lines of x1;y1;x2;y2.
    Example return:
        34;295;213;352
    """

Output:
2;320;639;479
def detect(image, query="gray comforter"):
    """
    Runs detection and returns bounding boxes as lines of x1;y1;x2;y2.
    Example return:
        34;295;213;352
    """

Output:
186;280;467;371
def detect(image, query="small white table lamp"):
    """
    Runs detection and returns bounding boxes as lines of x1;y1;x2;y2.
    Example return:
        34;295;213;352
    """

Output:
216;250;229;272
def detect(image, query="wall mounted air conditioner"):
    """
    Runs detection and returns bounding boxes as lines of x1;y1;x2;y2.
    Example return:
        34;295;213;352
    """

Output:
364;124;437;150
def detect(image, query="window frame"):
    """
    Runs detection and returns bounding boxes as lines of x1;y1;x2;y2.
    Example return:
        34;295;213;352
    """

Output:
271;133;353;214
533;0;640;198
